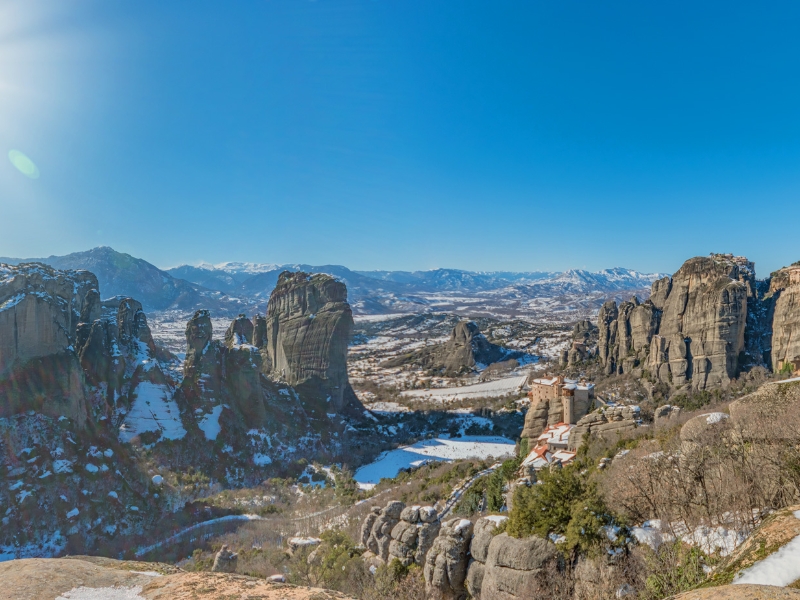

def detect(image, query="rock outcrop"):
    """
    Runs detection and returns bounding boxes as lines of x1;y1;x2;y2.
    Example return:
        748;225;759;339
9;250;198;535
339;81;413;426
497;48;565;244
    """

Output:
423;518;474;600
225;314;254;348
560;320;597;367
598;255;752;390
261;272;355;411
360;501;439;566
75;296;160;401
674;586;800;599
181;310;268;426
478;533;558;600
0;263;101;424
653;404;682;426
0;556;356;600
211;545;238;573
383;320;522;377
768;264;800;373
357;508;560;600
389;505;440;567
465;516;507;599
568;406;639;451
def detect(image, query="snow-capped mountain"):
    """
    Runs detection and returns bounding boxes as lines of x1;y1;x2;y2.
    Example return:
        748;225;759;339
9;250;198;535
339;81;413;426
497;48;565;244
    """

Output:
0;247;665;317
520;268;665;296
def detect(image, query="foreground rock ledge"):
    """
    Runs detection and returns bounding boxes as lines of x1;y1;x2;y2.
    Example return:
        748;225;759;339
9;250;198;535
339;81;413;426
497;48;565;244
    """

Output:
0;557;354;600
675;585;800;599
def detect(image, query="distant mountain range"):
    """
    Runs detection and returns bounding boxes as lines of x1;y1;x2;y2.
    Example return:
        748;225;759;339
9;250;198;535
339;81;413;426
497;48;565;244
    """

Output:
0;247;665;318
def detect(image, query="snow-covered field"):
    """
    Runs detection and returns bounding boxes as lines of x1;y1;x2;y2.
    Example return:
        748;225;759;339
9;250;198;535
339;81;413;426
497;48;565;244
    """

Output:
353;435;516;487
400;374;529;403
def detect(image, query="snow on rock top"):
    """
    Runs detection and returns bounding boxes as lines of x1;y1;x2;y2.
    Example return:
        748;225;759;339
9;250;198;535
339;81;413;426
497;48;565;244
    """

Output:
454;519;473;534
55;586;145;600
484;515;509;525
733;510;800;586
705;412;729;425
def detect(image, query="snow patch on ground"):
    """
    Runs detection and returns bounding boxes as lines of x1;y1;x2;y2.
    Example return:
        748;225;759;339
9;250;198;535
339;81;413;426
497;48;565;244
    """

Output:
56;586;144;600
400;374;528;403
253;453;272;466
354;435;516;486
198;405;224;441
119;383;186;443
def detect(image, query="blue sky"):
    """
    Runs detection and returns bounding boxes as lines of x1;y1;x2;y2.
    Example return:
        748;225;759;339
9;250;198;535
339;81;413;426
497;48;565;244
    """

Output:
1;1;799;275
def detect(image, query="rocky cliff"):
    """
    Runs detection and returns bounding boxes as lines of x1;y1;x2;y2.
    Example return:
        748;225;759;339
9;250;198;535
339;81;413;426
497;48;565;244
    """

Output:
261;271;356;411
0;263;100;424
598;254;752;390
768;264;800;373
383;320;522;376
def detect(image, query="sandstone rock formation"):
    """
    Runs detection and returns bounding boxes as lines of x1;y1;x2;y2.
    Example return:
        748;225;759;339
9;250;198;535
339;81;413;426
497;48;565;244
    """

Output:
211;544;238;573
225;314;254;348
598;255;752;390
568;406;639;451
261;272;355;411
0;263;100;424
465;516;507;599
76;296;160;400
364;500;405;562
654;404;682;426
702;504;800;590
389;505;440;566
478;533;558;600
423;518;474;600
768;264;800;373
181;310;268;426
182;309;226;401
560;320;597;367
383;320;522;377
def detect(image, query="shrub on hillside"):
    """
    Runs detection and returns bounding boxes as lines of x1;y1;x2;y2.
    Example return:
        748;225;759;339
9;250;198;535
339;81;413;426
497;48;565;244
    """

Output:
507;461;627;554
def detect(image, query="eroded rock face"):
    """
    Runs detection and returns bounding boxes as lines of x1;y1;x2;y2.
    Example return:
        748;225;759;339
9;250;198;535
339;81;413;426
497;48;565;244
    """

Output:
224;314;254;348
654;404;682;426
262;272;354;411
769;265;800;373
598;255;751;389
181;310;267;425
182;309;225;402
388;505;441;567
76;297;158;398
0;263;97;378
365;501;405;562
478;533;558;600
465;516;507;599
568;406;639;451
0;263;98;424
423;518;473;600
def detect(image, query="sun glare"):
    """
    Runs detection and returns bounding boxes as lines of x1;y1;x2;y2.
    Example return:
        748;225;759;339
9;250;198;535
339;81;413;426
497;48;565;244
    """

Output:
0;1;100;179
8;149;39;179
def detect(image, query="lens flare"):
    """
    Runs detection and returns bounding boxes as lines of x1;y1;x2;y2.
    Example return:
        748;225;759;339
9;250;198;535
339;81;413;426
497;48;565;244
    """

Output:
8;149;39;179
